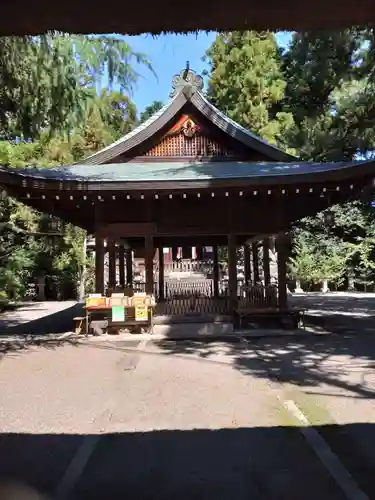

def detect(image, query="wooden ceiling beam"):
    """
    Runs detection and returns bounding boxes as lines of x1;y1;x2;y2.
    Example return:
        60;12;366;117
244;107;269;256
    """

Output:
0;1;372;37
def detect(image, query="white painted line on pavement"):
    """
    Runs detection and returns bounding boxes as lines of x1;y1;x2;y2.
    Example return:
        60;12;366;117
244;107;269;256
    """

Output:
284;399;369;500
54;435;101;500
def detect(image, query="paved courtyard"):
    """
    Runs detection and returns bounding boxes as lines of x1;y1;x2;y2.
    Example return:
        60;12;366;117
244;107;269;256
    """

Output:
0;294;375;499
0;333;374;499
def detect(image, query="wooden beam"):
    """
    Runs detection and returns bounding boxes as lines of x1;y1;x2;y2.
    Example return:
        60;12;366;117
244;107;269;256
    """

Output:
276;234;288;310
263;238;270;285
125;249;133;285
119;244;125;288
252;242;259;283
158;246;165;301
213;244;219;297
108;239;116;289
95;236;105;294
145;234;154;295
244;244;251;286
228;234;238;311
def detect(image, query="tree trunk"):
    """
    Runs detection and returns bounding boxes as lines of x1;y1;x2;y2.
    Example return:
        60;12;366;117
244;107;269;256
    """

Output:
321;279;329;293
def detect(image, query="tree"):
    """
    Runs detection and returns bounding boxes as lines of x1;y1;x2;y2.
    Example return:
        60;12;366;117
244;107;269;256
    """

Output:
0;34;152;140
140;100;164;123
279;29;375;287
203;31;295;151
96;90;138;139
0;33;154;301
280;29;375;161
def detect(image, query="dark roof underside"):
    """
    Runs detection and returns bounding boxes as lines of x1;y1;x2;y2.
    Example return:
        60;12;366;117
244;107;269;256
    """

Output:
0;0;373;35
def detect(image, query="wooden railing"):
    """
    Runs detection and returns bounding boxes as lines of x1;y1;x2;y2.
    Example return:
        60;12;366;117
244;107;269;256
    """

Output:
239;284;278;309
157;281;278;316
165;279;214;298
156;259;214;274
155;297;230;316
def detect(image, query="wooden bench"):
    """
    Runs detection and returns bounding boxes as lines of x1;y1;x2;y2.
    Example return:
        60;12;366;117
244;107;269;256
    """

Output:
73;316;86;335
107;306;153;334
85;305;154;336
234;307;306;330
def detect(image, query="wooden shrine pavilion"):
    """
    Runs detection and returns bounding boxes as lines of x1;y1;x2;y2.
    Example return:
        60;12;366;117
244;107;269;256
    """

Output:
1;68;375;318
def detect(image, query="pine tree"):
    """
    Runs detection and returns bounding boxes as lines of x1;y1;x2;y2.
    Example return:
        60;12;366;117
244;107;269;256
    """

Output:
140;100;164;123
203;31;294;150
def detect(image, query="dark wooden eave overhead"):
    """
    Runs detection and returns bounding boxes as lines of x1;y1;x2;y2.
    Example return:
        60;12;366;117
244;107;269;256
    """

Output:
0;0;373;36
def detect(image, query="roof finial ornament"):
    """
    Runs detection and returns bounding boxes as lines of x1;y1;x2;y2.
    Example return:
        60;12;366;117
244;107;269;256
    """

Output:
170;65;203;99
182;61;190;81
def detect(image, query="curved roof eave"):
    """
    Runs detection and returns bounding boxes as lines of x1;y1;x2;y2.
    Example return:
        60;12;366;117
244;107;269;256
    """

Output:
1;159;375;190
81;88;295;165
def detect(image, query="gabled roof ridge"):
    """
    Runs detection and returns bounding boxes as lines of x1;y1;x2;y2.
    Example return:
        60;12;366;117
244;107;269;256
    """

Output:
197;92;294;155
191;91;295;162
80;96;179;165
81;86;295;165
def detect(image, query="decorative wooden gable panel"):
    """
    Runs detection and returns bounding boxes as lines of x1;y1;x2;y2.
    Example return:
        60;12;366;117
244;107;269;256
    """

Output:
141;114;237;159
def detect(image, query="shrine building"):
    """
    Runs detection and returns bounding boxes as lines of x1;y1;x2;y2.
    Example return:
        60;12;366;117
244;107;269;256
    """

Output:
1;68;375;317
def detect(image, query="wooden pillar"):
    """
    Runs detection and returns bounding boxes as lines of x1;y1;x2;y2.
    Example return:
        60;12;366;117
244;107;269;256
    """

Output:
125;249;133;286
263;238;271;286
213;244;219;297
228;234;238;311
244;244;251;287
158;246;165;301
145;234;154;295
252;242;259;283
276;234;288;310
95;236;105;294
172;246;177;261
108;239;116;289
119;244;125;288
196;245;203;260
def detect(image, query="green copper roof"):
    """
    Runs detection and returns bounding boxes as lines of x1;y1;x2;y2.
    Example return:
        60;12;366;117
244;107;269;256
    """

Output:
0;160;369;183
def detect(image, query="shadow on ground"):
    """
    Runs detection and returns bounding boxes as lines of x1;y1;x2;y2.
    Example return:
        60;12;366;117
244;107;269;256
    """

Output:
0;303;84;335
305;312;375;335
0;424;374;500
0;336;80;358
290;292;375;315
153;325;375;401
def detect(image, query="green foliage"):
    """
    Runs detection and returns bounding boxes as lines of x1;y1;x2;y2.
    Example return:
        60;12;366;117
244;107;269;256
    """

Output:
0;33;155;301
203;29;375;289
289;227;353;288
203;31;295;152
96;90;138;139
140;100;164;123
281;29;375;161
288;233;317;285
0;33;153;141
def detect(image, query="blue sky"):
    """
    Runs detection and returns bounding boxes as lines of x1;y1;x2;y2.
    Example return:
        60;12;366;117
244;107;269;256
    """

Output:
123;31;292;114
